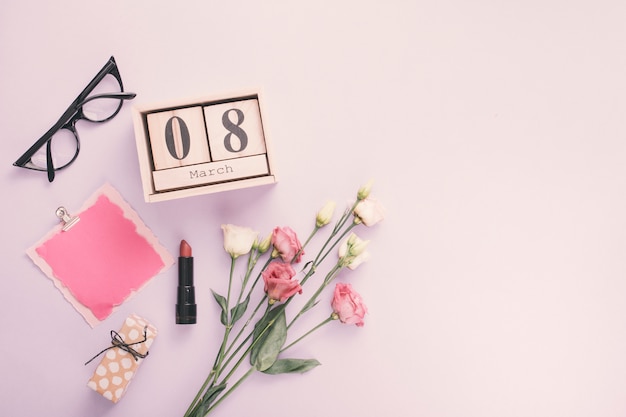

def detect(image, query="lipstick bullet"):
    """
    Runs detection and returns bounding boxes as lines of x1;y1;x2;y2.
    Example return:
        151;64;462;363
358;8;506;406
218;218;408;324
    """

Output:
176;239;197;324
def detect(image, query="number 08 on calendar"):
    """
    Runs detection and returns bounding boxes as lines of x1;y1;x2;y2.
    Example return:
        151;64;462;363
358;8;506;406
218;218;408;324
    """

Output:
132;91;276;202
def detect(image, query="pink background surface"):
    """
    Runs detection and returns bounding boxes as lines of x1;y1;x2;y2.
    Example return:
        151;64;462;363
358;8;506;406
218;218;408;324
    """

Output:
2;1;626;416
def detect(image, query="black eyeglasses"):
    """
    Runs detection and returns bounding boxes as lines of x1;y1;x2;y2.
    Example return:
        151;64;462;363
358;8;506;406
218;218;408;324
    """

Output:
13;56;136;182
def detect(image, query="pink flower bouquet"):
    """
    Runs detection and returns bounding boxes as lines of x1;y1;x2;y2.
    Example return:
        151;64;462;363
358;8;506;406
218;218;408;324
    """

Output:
183;182;384;417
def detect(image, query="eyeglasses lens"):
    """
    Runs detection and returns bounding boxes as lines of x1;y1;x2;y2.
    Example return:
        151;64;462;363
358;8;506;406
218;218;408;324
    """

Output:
30;128;78;170
81;73;123;122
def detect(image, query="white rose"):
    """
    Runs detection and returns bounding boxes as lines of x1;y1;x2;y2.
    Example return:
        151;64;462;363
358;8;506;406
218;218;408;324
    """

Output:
221;224;258;259
353;198;385;226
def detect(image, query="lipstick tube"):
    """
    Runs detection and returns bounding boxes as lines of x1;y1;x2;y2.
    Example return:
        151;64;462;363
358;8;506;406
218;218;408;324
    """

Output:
177;239;197;324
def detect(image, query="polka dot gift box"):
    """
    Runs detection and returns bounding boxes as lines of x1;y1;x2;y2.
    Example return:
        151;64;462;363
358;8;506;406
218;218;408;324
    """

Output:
87;314;157;403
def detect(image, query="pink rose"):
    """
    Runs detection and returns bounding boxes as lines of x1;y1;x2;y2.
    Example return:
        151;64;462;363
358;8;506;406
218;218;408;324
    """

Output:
271;226;304;263
331;283;368;327
262;261;302;303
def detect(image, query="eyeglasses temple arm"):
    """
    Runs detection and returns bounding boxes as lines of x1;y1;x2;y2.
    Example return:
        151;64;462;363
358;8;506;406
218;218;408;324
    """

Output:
77;92;137;107
46;140;55;182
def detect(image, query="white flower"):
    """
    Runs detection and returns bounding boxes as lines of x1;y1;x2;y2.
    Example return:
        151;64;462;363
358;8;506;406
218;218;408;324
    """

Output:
345;250;370;270
221;224;258;259
354;198;385;227
338;233;371;270
316;201;336;227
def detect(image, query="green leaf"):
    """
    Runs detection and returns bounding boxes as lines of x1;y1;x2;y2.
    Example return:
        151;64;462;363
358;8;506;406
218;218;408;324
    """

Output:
250;307;287;371
211;290;228;326
189;383;227;417
262;358;321;375
230;295;250;324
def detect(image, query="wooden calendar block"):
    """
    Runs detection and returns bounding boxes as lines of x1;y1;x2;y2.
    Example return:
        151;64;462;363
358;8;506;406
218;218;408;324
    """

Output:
132;90;277;202
153;154;270;191
146;106;210;170
203;99;266;161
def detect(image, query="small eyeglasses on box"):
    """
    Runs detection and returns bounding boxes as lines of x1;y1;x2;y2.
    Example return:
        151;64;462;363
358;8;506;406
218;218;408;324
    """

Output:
13;56;136;182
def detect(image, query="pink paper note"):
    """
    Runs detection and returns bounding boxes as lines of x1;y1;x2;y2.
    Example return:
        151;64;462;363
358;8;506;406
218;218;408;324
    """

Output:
27;183;174;327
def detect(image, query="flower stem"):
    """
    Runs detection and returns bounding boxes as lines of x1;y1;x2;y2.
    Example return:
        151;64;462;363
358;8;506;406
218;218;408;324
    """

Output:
291;226;319;263
315;222;356;269
217;305;279;388
221;301;270;372
183;369;215;417
225;257;236;323
243;258;271;302
287;263;341;330
300;204;358;288
223;294;266;357
282;316;333;352
204;367;255;415
212;257;238;382
232;251;256;311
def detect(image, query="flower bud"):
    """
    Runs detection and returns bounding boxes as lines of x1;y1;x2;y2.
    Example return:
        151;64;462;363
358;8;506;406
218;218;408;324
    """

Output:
338;233;371;270
357;180;374;200
350;237;370;257
316;200;336;228
257;233;272;253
